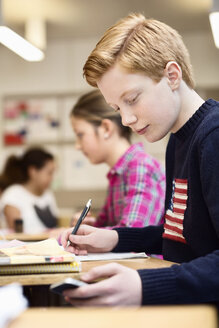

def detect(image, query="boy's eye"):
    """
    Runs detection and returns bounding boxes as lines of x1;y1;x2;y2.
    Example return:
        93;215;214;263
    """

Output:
110;105;120;112
77;133;84;139
126;94;139;105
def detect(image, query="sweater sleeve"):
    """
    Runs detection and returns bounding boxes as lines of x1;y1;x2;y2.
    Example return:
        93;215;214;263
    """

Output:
112;224;164;254
200;128;219;238
138;249;219;304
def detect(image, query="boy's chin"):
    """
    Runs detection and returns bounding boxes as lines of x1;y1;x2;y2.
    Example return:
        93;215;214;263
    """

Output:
145;133;165;143
144;135;159;143
144;127;170;143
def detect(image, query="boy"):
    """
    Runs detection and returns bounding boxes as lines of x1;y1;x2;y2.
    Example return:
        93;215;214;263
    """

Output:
61;13;219;306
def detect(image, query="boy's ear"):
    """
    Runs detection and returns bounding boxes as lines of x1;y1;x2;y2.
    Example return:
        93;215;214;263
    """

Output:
100;119;114;139
164;61;182;90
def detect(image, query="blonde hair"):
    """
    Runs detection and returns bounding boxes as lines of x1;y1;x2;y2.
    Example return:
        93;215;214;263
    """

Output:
71;89;132;142
83;13;194;88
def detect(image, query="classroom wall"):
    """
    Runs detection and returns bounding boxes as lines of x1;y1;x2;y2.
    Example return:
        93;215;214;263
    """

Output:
183;31;219;89
0;30;219;212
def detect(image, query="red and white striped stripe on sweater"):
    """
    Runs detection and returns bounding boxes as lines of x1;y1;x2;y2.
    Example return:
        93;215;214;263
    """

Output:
163;179;188;244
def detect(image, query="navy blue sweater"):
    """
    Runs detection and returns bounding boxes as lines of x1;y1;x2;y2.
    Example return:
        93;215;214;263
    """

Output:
113;99;219;305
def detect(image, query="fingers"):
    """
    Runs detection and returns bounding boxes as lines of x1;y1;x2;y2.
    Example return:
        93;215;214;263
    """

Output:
62;264;141;307
77;224;97;235
63;264;124;301
60;225;95;248
64;295;112;307
68;234;91;247
73;248;88;255
63;278;111;299
81;263;124;282
68;224;96;246
60;228;72;248
64;244;88;255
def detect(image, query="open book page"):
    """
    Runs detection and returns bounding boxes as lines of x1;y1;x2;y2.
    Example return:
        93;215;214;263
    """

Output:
0;238;75;265
76;252;148;262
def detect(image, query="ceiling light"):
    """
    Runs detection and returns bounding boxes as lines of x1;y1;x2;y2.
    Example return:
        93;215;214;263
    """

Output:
0;26;44;61
209;0;219;48
0;0;44;61
209;12;219;48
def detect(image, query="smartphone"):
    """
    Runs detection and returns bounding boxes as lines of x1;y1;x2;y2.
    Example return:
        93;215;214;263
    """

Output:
50;278;88;295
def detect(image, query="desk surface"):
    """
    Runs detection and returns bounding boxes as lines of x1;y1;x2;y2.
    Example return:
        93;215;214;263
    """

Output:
0;228;66;241
0;257;174;286
0;232;50;241
8;306;218;328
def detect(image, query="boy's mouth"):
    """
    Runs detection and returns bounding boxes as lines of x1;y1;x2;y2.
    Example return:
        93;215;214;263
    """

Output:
136;125;149;135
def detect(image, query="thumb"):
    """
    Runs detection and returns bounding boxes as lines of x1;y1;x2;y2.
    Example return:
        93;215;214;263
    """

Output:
69;233;91;246
81;263;123;282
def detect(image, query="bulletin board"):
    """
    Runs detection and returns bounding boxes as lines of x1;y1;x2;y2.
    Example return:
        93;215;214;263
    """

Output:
1;93;108;191
2;95;76;145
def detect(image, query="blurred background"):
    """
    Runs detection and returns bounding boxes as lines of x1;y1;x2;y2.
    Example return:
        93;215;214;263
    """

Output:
0;0;219;222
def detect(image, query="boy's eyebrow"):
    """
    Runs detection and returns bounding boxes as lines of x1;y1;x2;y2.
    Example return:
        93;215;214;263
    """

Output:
107;88;141;107
119;88;140;99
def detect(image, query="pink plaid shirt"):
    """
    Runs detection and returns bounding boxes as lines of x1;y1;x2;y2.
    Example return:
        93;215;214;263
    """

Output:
95;143;165;228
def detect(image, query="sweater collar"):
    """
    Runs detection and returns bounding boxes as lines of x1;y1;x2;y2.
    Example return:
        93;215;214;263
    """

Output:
173;99;218;140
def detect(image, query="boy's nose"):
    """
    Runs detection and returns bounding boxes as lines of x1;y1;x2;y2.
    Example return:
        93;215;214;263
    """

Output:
121;113;137;127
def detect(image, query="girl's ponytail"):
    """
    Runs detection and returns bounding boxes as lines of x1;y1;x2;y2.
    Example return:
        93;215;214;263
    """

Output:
0;155;24;191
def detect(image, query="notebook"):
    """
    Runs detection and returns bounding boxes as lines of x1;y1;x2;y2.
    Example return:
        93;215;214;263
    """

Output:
0;238;81;274
0;262;81;275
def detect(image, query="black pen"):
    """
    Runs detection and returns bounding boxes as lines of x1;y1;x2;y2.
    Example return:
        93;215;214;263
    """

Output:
67;199;92;247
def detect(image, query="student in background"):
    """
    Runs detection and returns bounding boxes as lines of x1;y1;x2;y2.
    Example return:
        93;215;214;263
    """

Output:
0;148;59;233
70;89;165;229
61;14;219;306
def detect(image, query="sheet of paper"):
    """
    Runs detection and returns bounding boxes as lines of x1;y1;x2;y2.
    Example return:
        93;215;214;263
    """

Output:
76;252;148;262
0;239;26;249
1;238;67;256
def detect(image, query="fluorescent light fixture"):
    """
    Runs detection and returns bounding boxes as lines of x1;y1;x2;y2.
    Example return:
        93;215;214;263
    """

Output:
25;19;46;50
0;26;44;61
209;11;219;48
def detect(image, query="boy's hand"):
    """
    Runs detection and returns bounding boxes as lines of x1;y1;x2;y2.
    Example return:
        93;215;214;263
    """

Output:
63;263;142;306
60;225;119;255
